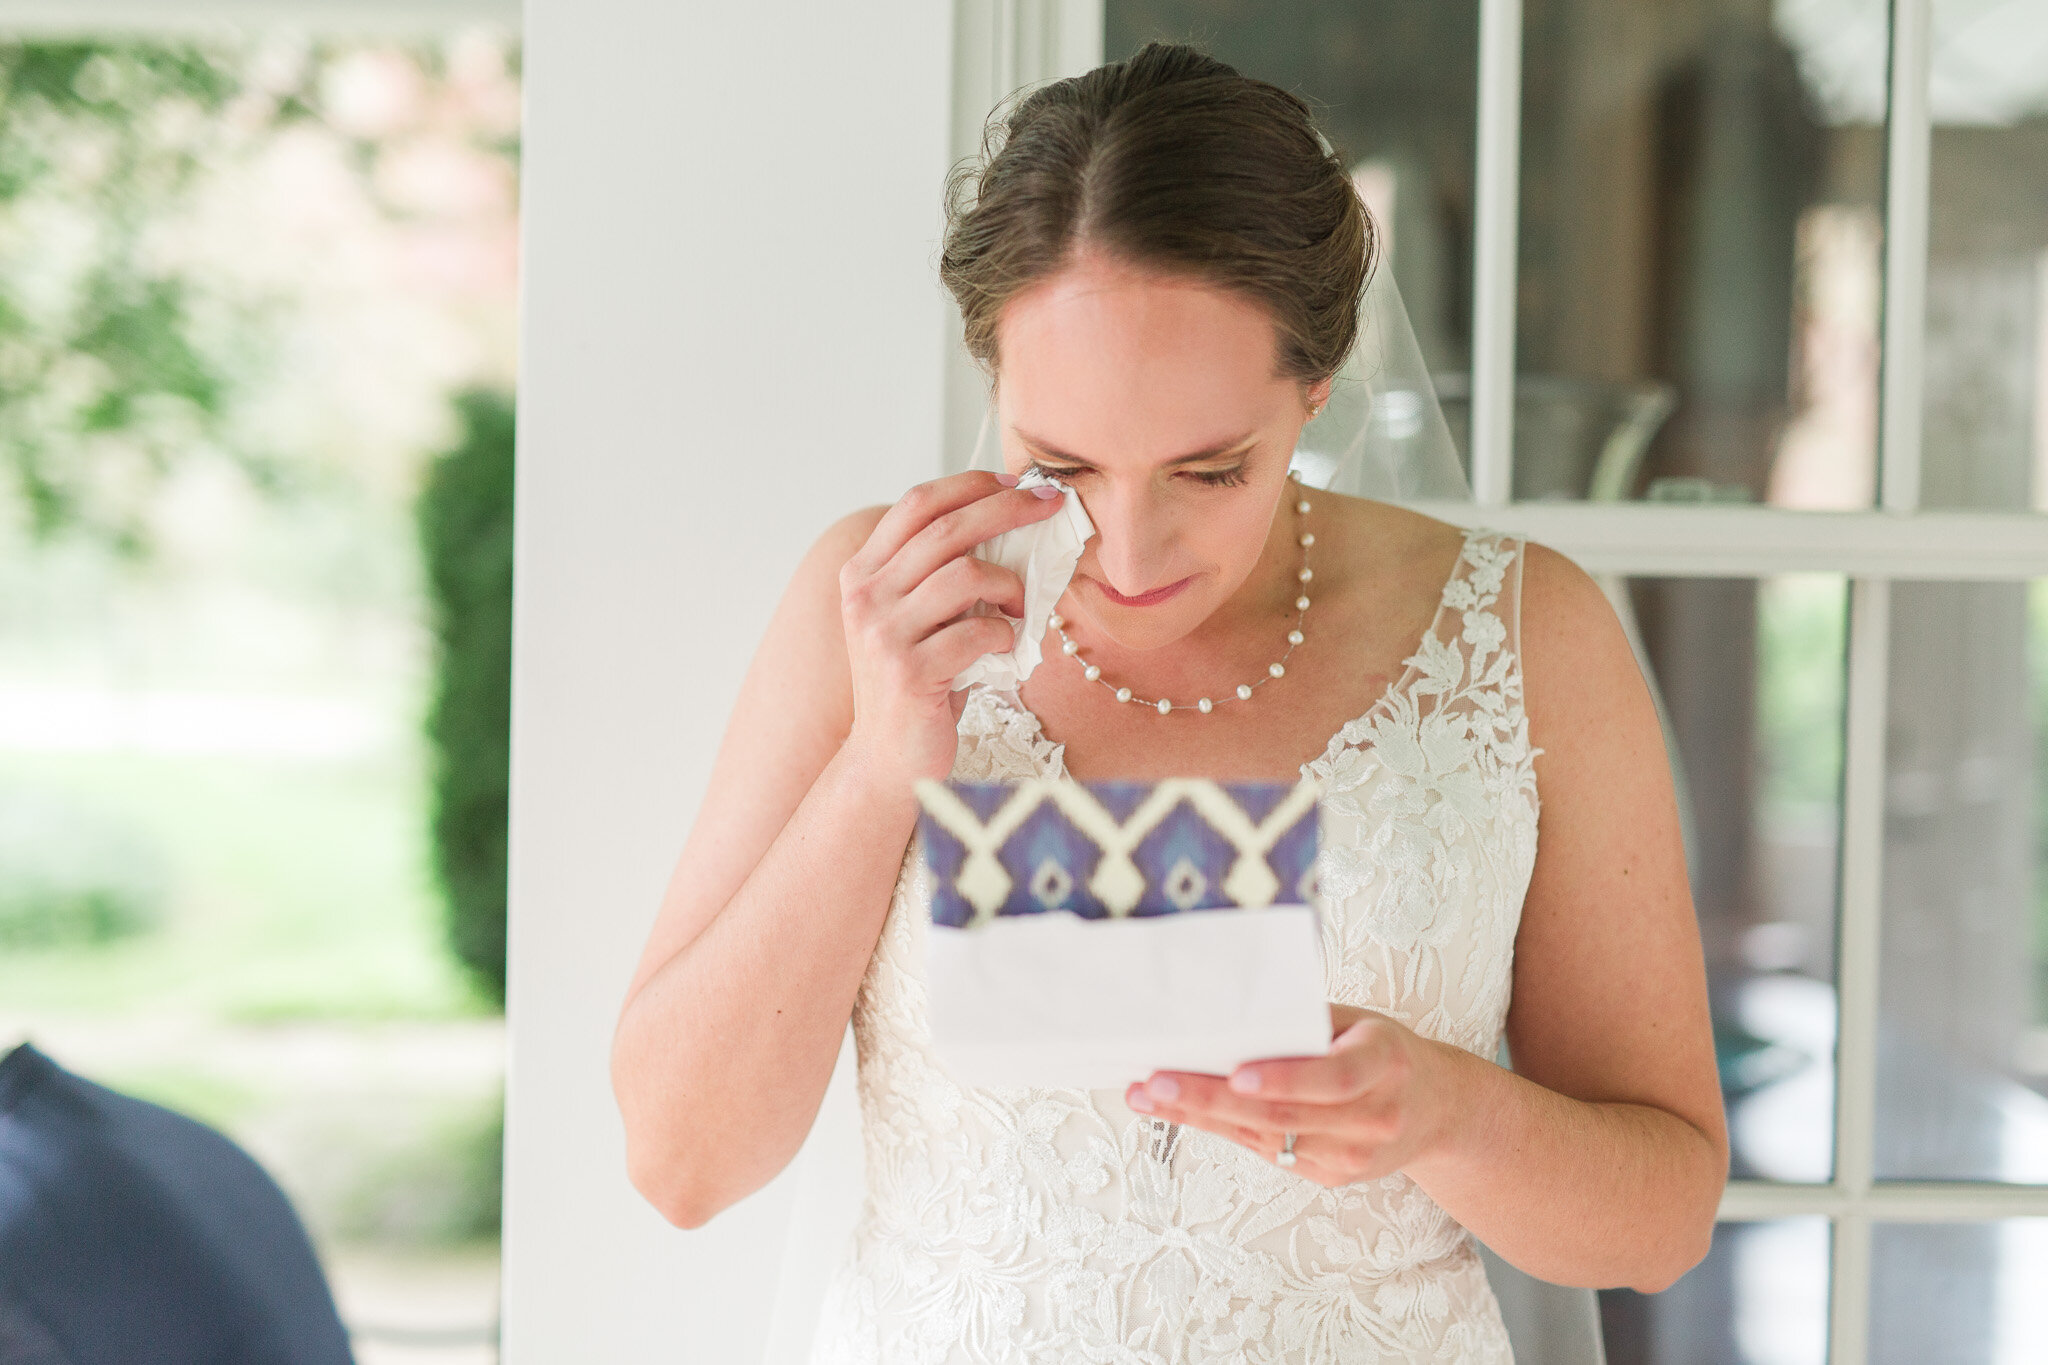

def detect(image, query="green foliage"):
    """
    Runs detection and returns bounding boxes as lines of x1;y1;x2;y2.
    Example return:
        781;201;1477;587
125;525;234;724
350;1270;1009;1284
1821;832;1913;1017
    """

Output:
0;37;522;556
417;390;514;1005
0;42;258;553
0;750;486;1020
1755;575;1850;812
0;780;169;946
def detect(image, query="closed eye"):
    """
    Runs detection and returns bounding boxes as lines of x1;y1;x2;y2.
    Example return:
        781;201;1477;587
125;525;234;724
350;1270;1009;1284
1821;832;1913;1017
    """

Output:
1026;461;1250;488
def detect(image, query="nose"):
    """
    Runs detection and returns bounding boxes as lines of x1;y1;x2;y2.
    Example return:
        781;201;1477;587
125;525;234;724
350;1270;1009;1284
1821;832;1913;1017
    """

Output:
1079;485;1179;597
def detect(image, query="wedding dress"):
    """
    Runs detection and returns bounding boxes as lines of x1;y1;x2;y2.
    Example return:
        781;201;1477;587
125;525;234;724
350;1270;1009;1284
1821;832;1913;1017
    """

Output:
807;526;1541;1364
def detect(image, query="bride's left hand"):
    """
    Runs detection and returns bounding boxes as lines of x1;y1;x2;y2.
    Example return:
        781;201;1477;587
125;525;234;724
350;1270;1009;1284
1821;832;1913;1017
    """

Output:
1123;1005;1454;1187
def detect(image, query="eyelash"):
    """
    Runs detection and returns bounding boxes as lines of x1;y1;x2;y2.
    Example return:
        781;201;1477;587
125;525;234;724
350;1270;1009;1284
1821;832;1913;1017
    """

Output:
1027;461;1250;488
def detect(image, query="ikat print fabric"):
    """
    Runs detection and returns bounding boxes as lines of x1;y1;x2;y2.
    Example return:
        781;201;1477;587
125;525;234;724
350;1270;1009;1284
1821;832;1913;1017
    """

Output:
914;778;1320;928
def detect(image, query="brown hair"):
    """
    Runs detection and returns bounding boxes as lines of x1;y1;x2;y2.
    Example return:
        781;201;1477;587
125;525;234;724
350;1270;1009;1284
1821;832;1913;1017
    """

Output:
940;42;1375;387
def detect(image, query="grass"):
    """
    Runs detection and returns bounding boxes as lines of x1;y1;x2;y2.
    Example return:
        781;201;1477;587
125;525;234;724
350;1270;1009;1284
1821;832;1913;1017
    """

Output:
0;736;507;1248
0;743;490;1022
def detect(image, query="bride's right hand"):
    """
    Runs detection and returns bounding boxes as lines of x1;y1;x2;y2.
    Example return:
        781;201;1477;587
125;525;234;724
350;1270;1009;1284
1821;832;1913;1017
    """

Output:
838;470;1066;786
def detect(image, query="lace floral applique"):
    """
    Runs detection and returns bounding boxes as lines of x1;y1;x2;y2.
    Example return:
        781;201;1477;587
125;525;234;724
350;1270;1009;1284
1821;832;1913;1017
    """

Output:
953;687;1064;782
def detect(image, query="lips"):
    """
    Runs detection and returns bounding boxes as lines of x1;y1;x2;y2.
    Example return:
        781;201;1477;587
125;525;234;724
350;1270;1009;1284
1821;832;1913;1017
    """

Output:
1091;574;1193;608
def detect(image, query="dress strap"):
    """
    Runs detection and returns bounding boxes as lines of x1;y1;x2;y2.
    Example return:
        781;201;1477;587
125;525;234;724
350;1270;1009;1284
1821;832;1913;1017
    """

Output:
1446;528;1529;715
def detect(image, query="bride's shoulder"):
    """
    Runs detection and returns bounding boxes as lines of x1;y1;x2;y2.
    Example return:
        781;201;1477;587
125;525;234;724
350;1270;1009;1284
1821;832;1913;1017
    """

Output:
750;505;894;687
819;504;891;561
1316;494;1468;588
1318;493;1586;597
781;504;891;603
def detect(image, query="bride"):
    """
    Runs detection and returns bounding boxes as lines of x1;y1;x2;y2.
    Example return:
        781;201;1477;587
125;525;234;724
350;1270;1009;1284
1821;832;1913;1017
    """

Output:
612;41;1726;1362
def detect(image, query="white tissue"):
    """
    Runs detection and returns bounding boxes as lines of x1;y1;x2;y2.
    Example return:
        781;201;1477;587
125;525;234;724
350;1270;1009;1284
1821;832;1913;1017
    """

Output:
950;468;1095;692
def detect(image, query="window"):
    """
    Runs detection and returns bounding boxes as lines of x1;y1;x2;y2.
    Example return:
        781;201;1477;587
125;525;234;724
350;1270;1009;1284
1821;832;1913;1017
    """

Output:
954;2;2048;1360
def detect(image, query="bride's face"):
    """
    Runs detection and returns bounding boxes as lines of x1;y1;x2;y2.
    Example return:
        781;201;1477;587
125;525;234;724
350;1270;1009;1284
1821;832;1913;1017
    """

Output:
994;251;1328;654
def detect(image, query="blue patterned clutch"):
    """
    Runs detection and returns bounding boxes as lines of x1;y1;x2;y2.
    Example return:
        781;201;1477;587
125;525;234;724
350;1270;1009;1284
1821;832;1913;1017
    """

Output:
915;778;1320;926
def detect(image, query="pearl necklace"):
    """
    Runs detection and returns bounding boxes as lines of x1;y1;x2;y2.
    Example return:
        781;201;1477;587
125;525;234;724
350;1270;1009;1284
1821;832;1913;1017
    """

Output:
1051;481;1314;716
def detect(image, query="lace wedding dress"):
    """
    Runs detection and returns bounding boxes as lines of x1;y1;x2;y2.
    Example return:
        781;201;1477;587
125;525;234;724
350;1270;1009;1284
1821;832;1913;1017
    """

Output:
808;529;1540;1364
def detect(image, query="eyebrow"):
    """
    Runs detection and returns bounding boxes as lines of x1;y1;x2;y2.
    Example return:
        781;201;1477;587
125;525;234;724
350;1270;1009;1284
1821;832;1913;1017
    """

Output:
1013;428;1258;469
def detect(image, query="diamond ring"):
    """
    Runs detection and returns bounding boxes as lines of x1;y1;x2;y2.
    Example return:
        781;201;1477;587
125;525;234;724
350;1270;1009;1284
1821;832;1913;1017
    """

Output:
1276;1131;1298;1168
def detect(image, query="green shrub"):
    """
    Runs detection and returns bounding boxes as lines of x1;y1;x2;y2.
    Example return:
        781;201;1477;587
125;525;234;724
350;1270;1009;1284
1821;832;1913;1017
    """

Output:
416;390;514;1006
0;783;170;946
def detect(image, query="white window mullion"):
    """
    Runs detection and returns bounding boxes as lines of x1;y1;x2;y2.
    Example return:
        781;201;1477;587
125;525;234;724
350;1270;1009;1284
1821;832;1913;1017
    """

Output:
1470;0;1522;508
1829;576;1893;1365
1831;1214;1875;1365
961;0;1103;180
1403;501;2048;579
942;0;1104;477
1878;0;1933;513
1723;1181;2048;1221
1048;0;1105;86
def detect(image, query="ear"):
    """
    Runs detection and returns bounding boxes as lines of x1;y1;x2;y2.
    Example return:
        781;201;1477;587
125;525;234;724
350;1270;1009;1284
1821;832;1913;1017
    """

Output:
1305;377;1334;413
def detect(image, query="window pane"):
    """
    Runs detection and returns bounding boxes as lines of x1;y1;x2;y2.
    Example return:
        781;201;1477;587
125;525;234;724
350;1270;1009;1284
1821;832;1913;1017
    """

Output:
1512;0;1887;507
1918;1;2048;511
1104;1;1481;460
1600;1218;1831;1365
1871;1220;2048;1363
1630;575;1849;1182
1875;581;2048;1182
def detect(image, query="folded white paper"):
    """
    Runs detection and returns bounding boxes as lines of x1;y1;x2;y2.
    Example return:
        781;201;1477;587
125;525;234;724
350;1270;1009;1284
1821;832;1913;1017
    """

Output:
925;904;1331;1091
950;468;1095;692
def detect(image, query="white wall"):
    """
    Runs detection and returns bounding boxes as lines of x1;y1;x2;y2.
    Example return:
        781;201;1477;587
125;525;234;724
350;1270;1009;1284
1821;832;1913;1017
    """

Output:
505;3;954;1358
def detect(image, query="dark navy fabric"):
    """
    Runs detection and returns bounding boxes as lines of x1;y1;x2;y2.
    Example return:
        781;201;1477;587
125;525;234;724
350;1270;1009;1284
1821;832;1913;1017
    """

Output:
0;1043;354;1365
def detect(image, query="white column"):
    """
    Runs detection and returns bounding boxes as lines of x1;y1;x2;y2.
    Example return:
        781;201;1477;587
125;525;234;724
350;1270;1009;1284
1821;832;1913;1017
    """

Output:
505;2;954;1358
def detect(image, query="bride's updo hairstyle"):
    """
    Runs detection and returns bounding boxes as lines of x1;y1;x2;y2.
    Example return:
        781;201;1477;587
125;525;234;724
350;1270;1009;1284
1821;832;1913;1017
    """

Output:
940;41;1376;387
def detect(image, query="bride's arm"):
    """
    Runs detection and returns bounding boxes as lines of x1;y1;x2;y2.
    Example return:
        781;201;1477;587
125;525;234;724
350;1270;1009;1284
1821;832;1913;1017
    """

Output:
1130;542;1726;1292
611;473;1057;1228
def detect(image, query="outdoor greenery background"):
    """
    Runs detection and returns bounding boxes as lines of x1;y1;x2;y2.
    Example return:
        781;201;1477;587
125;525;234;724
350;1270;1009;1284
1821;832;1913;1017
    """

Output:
0;32;519;1274
418;388;514;1006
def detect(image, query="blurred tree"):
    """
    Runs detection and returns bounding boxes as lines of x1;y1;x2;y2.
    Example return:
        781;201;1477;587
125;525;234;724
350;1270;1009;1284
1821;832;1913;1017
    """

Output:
1;36;523;1003
416;389;513;1004
0;43;265;553
0;38;522;556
